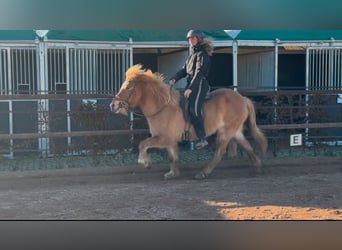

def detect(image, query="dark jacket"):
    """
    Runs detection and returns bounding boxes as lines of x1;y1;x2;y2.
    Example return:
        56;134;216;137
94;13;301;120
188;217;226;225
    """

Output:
171;43;211;91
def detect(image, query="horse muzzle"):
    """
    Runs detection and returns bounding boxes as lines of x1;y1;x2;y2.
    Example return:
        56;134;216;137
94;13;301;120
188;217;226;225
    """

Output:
109;102;117;113
109;101;129;115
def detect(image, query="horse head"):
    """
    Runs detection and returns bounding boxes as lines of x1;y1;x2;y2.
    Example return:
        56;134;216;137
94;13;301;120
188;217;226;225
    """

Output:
110;80;137;116
110;65;150;115
110;64;178;117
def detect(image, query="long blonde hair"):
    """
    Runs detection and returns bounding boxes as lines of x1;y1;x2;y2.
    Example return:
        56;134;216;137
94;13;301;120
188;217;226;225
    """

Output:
200;37;214;56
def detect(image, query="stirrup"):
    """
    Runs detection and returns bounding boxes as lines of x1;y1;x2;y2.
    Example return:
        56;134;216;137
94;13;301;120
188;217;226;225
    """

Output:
195;139;208;150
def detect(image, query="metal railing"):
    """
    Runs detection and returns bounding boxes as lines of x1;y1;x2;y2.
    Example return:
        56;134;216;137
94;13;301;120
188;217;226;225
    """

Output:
0;90;341;158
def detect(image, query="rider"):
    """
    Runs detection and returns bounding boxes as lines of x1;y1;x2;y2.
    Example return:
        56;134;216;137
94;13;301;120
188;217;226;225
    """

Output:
169;29;213;150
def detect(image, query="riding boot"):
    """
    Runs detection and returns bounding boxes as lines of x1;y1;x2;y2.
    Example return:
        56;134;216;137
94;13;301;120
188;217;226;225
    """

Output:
191;114;208;149
195;138;208;149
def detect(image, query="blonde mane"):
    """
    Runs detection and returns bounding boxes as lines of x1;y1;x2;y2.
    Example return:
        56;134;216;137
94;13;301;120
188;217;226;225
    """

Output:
125;64;180;105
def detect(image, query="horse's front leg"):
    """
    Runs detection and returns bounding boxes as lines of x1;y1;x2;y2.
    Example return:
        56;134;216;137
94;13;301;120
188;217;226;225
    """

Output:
138;136;180;179
138;135;167;168
137;137;155;168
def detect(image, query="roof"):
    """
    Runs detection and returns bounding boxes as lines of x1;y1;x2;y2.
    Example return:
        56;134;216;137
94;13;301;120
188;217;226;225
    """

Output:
1;30;341;42
0;30;36;40
0;30;230;42
46;30;231;42
229;30;342;41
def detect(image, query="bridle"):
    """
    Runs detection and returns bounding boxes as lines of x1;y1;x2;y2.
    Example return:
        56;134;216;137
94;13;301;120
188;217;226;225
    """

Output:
112;83;173;118
112;82;136;113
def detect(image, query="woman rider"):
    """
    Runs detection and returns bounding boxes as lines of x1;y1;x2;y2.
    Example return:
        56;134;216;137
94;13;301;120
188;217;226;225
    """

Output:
169;30;213;150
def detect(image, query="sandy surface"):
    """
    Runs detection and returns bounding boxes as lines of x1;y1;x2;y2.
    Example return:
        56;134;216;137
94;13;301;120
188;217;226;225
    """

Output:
0;156;341;220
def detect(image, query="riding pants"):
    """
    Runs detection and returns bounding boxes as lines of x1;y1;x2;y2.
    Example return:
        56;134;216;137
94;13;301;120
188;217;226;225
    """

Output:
187;78;210;140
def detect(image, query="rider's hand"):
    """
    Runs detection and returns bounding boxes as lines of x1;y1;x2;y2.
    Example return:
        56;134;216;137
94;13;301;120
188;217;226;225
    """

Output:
184;89;192;98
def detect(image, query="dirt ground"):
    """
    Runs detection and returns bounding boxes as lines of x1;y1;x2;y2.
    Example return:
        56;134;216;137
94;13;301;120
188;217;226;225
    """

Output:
0;156;341;220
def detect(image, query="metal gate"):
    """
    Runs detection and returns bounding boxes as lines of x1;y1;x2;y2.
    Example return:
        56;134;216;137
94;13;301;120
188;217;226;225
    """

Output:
0;46;38;95
43;43;133;155
0;44;39;157
306;47;342;145
0;42;133;157
45;44;132;95
307;47;342;90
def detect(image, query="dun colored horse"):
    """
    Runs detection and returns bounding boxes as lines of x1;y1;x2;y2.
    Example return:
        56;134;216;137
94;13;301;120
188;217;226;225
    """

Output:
110;64;267;180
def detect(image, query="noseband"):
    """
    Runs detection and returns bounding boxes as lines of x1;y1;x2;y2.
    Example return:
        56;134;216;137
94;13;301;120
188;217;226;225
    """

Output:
112;83;136;112
114;94;130;111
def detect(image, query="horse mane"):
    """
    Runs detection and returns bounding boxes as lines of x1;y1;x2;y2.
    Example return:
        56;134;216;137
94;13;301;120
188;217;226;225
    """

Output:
125;64;180;105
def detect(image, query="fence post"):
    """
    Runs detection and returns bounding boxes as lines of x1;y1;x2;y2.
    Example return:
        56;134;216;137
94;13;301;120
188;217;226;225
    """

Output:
232;40;238;91
37;40;49;157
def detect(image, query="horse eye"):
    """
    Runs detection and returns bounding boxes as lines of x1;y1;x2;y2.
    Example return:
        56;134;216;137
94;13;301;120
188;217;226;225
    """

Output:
126;82;134;89
124;82;130;89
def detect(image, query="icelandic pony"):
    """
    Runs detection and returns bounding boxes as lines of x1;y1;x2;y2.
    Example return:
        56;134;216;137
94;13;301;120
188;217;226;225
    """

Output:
110;64;267;180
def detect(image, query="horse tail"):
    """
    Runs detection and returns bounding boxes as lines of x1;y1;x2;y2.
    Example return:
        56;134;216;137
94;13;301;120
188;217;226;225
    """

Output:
245;97;268;155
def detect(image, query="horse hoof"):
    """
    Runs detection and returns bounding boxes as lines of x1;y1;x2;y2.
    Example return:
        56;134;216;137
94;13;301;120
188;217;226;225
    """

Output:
164;171;179;180
138;158;151;168
194;171;209;180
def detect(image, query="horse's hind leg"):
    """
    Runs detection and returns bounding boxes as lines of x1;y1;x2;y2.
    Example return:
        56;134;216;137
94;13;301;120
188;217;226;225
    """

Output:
164;144;180;180
234;131;263;173
194;129;232;179
227;140;238;157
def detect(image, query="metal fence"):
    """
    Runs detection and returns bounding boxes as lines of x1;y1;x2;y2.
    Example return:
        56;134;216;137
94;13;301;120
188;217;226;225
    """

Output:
1;42;342;160
0;90;342;159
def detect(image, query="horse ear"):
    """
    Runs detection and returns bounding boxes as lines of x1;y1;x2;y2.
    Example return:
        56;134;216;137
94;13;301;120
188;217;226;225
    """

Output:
145;69;153;77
